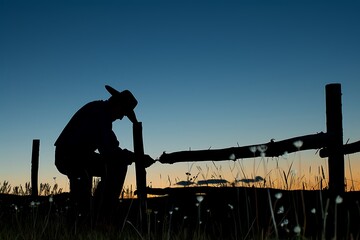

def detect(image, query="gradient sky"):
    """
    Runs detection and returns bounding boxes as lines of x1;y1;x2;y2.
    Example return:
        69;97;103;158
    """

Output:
1;0;360;191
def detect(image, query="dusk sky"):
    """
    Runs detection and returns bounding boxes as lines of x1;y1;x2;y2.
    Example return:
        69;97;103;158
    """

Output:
1;0;360;191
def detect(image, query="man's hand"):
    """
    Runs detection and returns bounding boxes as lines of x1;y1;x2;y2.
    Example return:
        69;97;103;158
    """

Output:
143;154;155;168
120;148;135;165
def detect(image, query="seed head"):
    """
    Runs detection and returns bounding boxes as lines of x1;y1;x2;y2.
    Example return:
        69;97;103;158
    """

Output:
335;195;343;204
196;195;204;203
280;219;289;227
293;140;303;149
293;225;301;234
277;206;284;214
275;192;282;199
257;145;267;153
249;146;257;153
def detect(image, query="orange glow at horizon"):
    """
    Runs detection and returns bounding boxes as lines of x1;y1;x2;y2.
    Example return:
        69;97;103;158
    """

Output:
3;151;360;194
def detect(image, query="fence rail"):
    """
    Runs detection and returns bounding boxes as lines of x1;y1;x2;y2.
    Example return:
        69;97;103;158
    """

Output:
159;132;328;163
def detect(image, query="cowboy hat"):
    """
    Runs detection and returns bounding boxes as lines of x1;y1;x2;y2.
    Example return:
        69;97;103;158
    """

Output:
105;85;138;123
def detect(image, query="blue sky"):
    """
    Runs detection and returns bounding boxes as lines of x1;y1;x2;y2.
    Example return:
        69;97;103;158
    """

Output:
1;0;360;190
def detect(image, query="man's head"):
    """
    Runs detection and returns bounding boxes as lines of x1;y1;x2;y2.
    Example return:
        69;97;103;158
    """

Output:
105;85;138;123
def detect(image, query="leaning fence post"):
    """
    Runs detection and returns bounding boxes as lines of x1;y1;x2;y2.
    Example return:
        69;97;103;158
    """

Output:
31;139;40;197
325;83;345;195
133;121;147;232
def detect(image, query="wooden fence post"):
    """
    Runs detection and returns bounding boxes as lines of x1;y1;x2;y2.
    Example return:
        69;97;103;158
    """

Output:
325;83;345;195
133;122;147;232
31;139;40;197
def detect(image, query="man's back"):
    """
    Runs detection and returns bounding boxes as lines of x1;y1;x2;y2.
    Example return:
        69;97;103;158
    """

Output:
55;100;118;152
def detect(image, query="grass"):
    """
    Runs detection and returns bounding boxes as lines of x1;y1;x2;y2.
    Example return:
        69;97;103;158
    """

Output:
1;151;360;239
1;182;360;239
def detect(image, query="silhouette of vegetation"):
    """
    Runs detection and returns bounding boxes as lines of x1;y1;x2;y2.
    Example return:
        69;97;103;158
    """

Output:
1;160;360;240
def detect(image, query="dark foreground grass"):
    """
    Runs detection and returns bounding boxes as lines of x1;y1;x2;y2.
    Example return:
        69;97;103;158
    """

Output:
1;187;360;240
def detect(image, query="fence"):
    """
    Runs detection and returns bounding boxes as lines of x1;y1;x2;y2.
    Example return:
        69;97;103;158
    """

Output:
30;83;360;231
30;83;360;195
152;83;360;195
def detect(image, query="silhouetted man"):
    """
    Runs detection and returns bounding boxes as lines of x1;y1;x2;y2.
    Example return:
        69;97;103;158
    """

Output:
54;85;154;221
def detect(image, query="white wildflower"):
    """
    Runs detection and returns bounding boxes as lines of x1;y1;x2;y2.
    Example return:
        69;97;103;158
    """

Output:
293;140;303;149
257;145;267;153
293;225;301;234
275;192;282;199
196;195;204;203
335;195;343;204
277;206;284;214
249;146;257;153
280;219;289;227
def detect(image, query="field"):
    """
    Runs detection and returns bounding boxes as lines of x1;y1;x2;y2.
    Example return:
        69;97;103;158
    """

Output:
1;183;360;240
